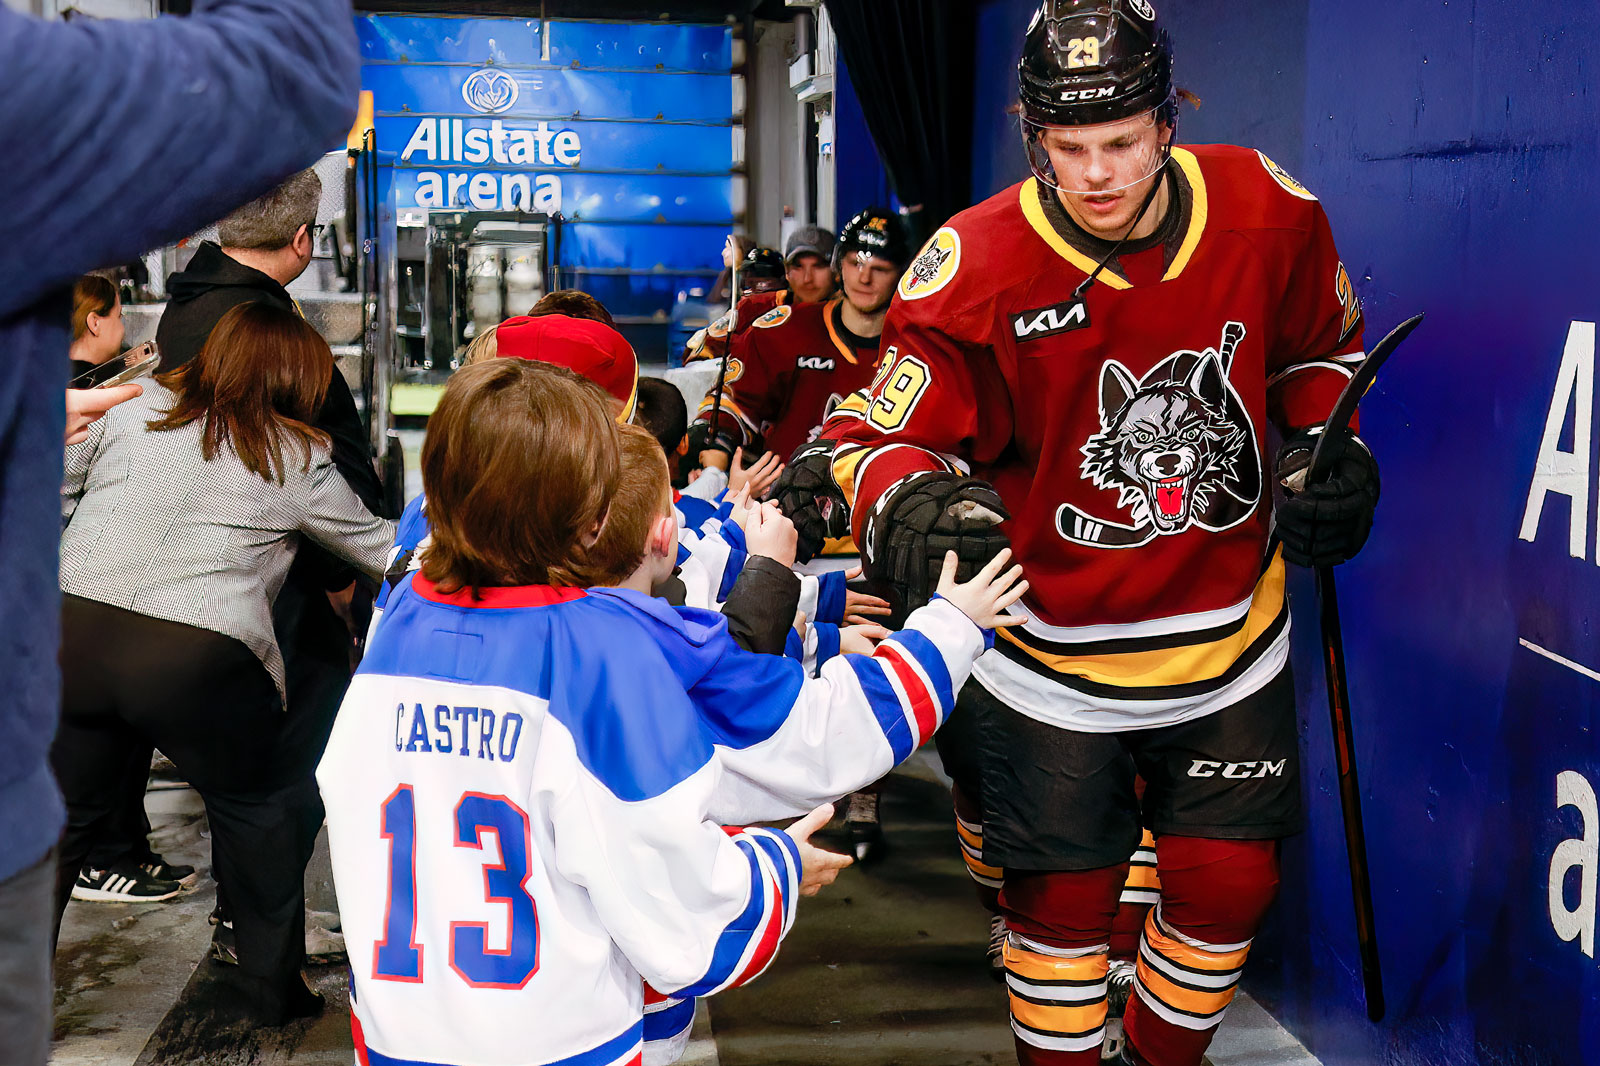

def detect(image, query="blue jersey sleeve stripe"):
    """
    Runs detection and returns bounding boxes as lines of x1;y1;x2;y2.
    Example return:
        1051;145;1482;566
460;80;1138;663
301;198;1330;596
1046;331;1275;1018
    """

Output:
674;838;767;997
845;656;915;763
817;570;847;624
643;997;696;1043
743;827;800;927
884;628;955;713
720;519;747;553
716;547;748;604
813;623;840;670
784;627;804;662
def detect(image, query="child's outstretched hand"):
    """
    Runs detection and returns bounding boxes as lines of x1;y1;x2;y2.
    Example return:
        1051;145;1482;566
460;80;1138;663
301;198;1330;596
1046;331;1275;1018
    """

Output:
935;548;1028;630
730;447;784;500
840;565;892;624
784;803;853;896
839;623;890;655
745;502;798;570
726;483;754;531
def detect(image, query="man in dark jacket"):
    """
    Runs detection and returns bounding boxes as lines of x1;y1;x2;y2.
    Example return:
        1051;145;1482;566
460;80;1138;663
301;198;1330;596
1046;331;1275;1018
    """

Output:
154;169;389;982
0;1;359;1057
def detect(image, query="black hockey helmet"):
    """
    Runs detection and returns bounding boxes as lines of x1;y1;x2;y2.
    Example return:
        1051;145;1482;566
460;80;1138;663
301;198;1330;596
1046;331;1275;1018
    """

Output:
741;246;785;279
739;246;786;297
1018;0;1174;128
834;207;913;270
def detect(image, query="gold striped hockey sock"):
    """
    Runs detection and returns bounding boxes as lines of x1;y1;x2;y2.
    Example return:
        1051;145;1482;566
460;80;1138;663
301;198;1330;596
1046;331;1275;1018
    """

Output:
1131;902;1250;1034
955;811;1005;890
1003;931;1110;1059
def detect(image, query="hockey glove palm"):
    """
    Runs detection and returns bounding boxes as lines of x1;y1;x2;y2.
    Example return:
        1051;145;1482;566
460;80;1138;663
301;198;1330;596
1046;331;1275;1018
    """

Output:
773;440;851;562
864;473;1011;613
1274;429;1380;567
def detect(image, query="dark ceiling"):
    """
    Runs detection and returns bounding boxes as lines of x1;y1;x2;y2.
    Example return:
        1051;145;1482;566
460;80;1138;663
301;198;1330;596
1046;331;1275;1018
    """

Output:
162;1;796;20
347;1;795;20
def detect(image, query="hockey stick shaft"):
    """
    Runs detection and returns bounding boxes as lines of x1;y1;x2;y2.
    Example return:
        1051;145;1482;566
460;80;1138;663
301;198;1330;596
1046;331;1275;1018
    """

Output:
706;258;741;441
1302;313;1421;1025
1315;565;1385;1022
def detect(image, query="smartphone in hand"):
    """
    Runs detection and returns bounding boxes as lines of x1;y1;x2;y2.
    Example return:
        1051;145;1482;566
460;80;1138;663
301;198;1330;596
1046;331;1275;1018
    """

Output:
71;340;160;389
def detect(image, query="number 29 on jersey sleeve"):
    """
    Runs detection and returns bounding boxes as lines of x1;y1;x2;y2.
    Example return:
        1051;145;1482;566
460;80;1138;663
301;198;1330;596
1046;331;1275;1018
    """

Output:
865;346;932;433
373;784;541;990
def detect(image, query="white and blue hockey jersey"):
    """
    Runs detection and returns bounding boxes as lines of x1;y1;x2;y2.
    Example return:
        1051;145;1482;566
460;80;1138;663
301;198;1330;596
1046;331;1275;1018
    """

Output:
322;574;986;1066
372;495;848;637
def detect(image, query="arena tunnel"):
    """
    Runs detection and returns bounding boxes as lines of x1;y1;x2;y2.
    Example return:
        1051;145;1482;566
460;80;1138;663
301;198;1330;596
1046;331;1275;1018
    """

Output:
27;1;1600;1065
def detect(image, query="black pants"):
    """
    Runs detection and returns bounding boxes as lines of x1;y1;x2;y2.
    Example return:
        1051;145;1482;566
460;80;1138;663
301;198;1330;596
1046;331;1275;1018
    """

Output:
53;597;315;1014
82;742;157;871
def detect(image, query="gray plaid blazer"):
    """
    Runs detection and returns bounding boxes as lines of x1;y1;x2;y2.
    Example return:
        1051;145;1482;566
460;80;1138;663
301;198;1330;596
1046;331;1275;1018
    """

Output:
61;382;395;702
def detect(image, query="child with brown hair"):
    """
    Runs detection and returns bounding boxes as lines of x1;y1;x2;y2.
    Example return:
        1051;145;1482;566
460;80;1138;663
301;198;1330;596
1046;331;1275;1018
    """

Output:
320;358;853;1066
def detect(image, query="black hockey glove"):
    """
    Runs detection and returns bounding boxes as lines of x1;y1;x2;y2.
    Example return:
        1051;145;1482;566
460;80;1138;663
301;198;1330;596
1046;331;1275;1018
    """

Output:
772;440;851;563
1274;428;1380;567
864;473;1011;614
685;420;739;467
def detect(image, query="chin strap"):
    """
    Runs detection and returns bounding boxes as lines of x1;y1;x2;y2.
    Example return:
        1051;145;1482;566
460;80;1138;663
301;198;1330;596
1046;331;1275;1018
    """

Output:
1069;148;1173;303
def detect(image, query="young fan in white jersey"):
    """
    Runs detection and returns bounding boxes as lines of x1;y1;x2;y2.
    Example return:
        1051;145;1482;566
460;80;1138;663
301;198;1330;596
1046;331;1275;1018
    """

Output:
320;360;1027;1066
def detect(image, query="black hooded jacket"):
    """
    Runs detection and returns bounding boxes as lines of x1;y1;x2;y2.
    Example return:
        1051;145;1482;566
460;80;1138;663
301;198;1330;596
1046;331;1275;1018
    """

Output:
157;241;385;516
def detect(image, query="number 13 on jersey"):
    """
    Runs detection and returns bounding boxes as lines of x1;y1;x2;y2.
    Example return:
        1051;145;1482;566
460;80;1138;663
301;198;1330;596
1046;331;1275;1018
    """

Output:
374;785;541;989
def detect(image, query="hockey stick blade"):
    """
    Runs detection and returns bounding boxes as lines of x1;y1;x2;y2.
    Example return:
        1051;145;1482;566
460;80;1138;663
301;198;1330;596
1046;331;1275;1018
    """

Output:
1307;313;1424;480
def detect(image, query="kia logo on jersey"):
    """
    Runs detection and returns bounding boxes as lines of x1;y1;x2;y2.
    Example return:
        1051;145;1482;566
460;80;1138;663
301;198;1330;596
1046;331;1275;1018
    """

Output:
1013;299;1090;341
796;355;836;371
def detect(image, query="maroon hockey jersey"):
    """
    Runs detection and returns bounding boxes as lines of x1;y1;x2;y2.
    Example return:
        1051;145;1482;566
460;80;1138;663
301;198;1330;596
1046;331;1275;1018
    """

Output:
830;145;1365;731
683;289;787;366
695;296;883;465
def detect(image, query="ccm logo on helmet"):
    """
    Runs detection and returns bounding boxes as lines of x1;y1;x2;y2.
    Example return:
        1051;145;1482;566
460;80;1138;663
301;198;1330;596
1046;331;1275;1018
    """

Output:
1058;86;1117;103
1187;759;1287;779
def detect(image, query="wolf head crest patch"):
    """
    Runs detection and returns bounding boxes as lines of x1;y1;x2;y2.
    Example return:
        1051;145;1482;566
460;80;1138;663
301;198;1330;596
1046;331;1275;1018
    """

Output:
1058;322;1261;549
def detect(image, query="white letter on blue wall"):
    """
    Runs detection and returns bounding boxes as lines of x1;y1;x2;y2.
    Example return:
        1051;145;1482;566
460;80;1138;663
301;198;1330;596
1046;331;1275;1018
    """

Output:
1520;322;1595;559
1549;769;1598;957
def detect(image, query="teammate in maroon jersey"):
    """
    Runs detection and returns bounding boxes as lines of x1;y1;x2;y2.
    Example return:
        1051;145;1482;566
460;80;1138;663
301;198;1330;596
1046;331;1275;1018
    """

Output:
681;228;838;370
687;208;911;488
777;3;1380;1063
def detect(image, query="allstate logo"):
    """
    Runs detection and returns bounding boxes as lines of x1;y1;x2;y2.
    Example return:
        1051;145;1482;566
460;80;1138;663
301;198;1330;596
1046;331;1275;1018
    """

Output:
462;67;519;114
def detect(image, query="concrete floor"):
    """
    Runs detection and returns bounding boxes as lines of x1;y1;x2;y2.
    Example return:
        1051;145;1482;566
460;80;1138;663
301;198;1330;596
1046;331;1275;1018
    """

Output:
51;756;1320;1066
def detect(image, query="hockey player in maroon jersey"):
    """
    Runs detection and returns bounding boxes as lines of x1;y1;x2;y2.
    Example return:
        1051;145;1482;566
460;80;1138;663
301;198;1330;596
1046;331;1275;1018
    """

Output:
683;228;840;371
686;208;911;485
778;3;1381;1064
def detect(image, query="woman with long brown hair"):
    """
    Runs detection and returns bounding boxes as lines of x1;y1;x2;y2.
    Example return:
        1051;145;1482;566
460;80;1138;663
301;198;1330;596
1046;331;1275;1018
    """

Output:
67;274;124;382
54;302;394;1024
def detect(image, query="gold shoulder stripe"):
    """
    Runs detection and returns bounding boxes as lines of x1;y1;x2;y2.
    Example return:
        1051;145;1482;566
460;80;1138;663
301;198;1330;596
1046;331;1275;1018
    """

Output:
822;298;859;364
1163;147;1208;282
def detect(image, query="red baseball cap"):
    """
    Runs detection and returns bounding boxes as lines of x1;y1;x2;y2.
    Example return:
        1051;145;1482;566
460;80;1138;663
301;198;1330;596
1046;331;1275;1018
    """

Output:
496;314;639;423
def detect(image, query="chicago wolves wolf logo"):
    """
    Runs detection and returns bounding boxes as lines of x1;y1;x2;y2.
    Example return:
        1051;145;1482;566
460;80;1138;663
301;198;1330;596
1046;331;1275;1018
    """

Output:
1058;322;1261;548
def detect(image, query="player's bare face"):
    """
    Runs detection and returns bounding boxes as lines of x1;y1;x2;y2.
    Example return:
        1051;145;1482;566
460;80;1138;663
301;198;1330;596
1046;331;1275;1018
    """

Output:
840;254;898;315
787;255;836;303
1040;115;1171;239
